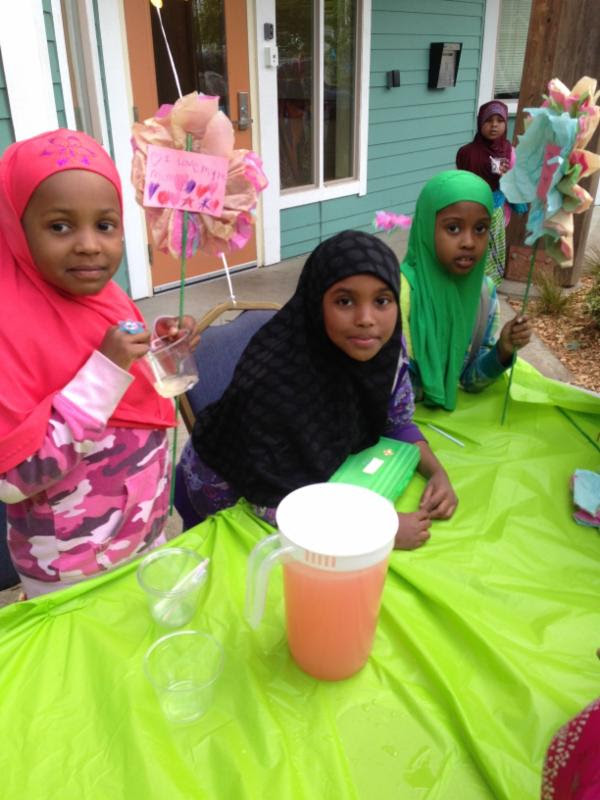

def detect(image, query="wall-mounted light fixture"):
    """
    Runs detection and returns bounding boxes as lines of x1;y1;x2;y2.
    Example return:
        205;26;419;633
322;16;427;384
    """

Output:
386;70;400;90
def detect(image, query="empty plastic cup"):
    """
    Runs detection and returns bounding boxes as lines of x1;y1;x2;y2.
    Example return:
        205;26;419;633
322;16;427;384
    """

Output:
145;328;199;398
137;547;207;628
144;630;223;724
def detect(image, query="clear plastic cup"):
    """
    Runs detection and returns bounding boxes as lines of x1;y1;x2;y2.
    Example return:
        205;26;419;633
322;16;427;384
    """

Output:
145;328;199;398
144;630;224;724
137;547;207;628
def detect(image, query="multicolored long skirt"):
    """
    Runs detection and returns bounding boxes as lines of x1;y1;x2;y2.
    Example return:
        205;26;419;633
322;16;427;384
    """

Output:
484;205;506;286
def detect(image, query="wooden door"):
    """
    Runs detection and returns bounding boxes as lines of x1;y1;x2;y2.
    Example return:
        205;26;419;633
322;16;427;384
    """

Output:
124;0;257;289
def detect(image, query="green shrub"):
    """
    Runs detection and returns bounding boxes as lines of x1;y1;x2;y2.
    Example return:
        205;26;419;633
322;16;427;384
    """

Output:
534;272;571;316
585;272;600;327
583;246;600;276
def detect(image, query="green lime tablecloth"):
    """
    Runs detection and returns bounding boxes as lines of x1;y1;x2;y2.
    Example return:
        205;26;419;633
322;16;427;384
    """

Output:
1;362;598;799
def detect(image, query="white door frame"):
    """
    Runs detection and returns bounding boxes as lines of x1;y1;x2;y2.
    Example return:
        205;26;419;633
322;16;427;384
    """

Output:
252;0;280;265
95;0;153;299
253;0;372;265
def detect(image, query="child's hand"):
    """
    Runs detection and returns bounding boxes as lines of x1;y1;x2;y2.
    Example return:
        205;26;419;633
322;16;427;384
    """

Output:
394;510;431;550
154;315;201;350
99;325;150;371
497;315;532;364
419;470;458;519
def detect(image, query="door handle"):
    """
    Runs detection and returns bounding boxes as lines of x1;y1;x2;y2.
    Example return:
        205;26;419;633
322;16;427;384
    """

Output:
235;91;252;131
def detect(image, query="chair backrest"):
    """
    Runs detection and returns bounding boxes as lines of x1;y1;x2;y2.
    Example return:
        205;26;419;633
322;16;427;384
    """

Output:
0;502;19;590
180;308;277;432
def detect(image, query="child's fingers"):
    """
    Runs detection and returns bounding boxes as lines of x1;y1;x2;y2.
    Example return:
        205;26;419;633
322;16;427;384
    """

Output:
430;498;457;519
419;485;435;509
126;329;151;344
155;315;199;342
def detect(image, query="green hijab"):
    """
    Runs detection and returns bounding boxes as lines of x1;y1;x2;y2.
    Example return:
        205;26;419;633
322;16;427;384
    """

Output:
400;170;493;410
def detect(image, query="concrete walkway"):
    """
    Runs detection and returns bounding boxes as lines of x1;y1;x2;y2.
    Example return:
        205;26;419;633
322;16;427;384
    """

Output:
137;225;574;383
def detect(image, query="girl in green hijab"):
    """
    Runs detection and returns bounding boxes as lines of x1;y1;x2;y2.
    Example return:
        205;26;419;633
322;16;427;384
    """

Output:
400;170;532;411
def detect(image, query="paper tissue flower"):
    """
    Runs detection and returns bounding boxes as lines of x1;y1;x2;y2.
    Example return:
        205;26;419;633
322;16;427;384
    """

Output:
131;92;268;258
500;76;600;264
374;210;412;232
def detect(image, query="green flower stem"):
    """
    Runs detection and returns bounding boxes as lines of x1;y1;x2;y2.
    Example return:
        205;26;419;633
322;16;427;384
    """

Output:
500;238;539;425
169;132;193;516
557;407;600;454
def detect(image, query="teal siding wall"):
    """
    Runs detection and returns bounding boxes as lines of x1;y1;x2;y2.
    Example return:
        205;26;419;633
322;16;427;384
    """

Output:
0;50;15;154
507;114;516;142
43;0;68;128
91;0;130;294
280;0;485;260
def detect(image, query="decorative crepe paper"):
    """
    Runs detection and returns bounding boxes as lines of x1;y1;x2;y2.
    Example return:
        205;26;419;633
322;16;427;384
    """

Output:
374;210;412;232
571;469;600;528
131;92;268;258
501;76;600;265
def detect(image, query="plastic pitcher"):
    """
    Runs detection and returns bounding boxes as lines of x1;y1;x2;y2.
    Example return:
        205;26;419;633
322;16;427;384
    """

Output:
245;483;399;681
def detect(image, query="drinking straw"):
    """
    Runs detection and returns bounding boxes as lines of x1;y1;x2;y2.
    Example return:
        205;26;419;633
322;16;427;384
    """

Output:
500;239;539;425
219;251;237;304
426;423;465;447
154;557;210;624
167;131;193;515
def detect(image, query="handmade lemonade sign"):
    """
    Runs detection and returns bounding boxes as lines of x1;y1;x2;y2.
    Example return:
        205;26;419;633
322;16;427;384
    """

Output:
131;1;268;513
143;145;228;217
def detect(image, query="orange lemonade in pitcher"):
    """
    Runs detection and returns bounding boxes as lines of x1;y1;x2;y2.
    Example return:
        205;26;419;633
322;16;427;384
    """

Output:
246;483;398;681
283;556;389;680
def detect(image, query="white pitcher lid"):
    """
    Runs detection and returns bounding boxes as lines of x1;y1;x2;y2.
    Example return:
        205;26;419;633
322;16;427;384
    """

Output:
275;483;398;571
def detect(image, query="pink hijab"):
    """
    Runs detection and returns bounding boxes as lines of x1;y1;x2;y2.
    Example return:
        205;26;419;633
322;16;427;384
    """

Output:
0;129;175;472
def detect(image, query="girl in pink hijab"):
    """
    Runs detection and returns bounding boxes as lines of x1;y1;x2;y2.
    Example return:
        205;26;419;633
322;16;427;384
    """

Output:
0;129;179;597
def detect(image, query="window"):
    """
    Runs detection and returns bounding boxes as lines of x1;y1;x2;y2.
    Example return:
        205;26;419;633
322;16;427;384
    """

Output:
493;0;532;101
276;0;358;193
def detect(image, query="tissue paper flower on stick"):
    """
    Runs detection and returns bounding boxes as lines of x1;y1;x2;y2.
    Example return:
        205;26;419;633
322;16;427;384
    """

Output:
500;76;600;264
374;211;412;232
131;92;268;258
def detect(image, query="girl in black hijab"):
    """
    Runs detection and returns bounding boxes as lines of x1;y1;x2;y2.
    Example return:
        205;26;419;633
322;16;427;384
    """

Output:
176;230;456;549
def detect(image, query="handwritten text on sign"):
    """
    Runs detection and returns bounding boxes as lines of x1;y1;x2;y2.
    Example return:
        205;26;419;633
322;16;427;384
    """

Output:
143;144;228;217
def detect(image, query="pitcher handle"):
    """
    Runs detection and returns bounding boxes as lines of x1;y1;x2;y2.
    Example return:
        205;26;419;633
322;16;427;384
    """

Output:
245;533;295;629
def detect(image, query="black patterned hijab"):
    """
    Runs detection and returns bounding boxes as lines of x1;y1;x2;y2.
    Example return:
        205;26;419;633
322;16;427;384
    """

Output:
192;230;403;506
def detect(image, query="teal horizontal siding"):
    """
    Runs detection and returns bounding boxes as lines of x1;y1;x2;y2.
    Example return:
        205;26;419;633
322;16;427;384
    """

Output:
44;0;67;128
376;0;482;12
0;49;14;154
280;204;321;231
370;47;480;73
0;86;11;118
281;222;321;246
372;14;481;36
508;114;516;142
280;0;486;260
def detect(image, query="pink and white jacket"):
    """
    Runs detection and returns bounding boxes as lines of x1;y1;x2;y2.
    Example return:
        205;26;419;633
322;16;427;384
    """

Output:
0;350;170;597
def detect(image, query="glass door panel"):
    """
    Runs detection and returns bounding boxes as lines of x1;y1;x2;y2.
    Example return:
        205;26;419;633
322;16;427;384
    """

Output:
323;0;356;182
150;0;229;115
124;0;256;289
276;0;315;190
